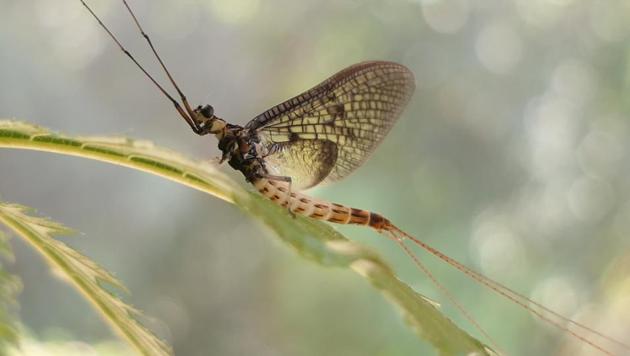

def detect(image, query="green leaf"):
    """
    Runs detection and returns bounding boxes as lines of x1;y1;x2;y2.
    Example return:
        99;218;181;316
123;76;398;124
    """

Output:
0;230;20;350
0;203;170;356
0;119;493;355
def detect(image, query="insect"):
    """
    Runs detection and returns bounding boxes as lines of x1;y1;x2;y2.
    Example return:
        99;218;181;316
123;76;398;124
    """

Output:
80;1;629;355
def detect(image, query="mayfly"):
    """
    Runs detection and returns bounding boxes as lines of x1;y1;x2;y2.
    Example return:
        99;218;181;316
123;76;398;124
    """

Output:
80;1;629;354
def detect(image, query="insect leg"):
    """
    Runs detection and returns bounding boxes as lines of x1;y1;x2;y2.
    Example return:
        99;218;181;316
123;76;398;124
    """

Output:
261;174;295;217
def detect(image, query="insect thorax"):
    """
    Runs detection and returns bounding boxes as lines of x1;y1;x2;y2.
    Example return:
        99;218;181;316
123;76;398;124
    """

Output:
217;126;267;182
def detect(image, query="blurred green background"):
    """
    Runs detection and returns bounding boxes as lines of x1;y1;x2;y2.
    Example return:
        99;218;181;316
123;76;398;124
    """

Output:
1;0;630;355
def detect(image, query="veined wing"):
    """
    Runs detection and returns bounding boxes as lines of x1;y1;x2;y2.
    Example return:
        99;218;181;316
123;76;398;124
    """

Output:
247;61;415;190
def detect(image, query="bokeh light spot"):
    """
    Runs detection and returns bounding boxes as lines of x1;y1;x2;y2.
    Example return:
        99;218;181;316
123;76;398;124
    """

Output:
471;211;528;280
515;0;573;29
577;127;625;178
531;276;580;327
34;0;107;71
209;0;260;24
567;176;614;223
475;22;523;74
551;59;596;105
421;0;469;34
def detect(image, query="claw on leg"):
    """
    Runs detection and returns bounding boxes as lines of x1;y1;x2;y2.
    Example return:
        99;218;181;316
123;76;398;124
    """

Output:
287;207;296;219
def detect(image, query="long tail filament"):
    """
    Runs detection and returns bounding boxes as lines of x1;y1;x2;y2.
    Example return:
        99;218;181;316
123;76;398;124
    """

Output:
382;223;628;356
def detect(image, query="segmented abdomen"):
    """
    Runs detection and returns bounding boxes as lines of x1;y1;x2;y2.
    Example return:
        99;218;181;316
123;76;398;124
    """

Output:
253;178;389;230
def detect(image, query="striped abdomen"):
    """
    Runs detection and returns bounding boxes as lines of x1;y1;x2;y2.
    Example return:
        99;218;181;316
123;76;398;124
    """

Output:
253;178;390;230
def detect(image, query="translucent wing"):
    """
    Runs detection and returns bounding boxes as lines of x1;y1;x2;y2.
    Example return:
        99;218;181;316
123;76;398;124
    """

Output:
247;61;415;190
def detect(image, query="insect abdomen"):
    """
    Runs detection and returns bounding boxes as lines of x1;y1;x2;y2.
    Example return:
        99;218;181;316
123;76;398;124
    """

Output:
253;178;389;230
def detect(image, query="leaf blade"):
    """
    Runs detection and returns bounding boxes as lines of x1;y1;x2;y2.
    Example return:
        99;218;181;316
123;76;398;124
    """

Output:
0;203;170;356
0;230;20;350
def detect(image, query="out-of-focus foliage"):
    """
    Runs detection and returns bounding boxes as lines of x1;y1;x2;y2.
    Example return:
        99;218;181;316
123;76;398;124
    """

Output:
1;0;630;355
0;230;20;351
7;333;134;356
0;201;171;355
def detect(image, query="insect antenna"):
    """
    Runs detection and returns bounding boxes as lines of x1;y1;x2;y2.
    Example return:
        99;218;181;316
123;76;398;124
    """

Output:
121;1;201;126
79;1;205;134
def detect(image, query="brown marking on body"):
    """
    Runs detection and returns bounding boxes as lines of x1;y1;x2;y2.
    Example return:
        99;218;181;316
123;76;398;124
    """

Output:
350;218;369;225
330;209;351;224
350;208;367;218
258;180;388;228
349;209;370;225
368;212;389;230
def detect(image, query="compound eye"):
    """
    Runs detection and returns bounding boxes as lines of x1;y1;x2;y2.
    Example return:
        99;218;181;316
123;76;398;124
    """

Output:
200;104;215;118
